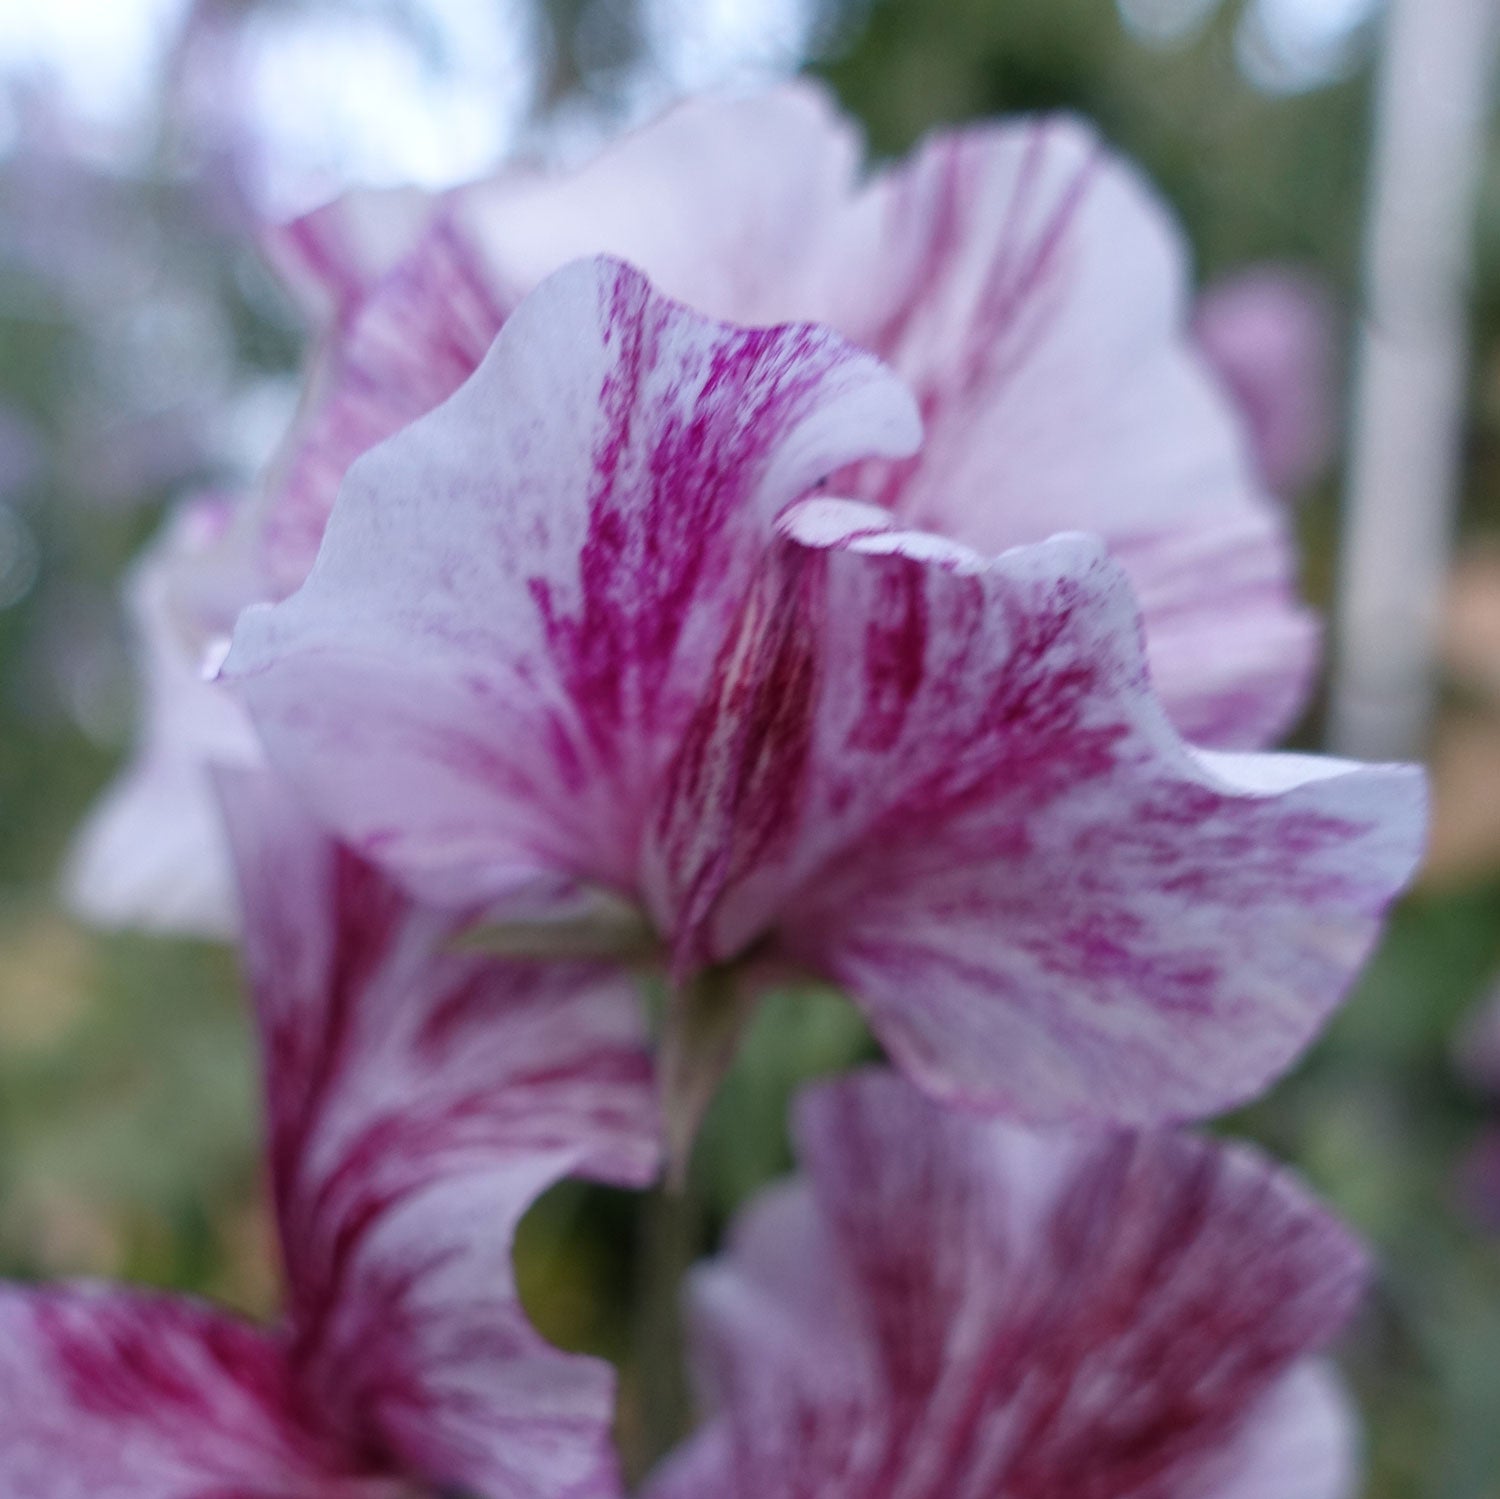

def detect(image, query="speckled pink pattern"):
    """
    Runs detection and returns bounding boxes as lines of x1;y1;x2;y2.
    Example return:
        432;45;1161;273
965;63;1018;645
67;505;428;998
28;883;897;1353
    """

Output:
0;774;658;1499
646;1071;1367;1499
225;260;1424;1128
652;499;1421;1120
225;257;920;907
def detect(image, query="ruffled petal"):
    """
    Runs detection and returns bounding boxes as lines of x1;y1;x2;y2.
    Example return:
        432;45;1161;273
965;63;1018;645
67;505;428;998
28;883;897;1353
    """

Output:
220;769;659;1497
832;117;1318;747
647;1070;1367;1499
256;93;1309;751
1203;1364;1359;1499
224;256;920;908
0;1286;386;1498
255;82;863;596
450;81;863;326
653;499;1423;1122
258;210;513;596
262;184;444;330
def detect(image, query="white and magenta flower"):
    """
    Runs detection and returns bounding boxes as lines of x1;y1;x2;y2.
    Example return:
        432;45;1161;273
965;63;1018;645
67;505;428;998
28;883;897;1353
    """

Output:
6;772;659;1497
647;1070;1370;1499
70;85;1337;938
224;256;1423;1139
257;83;1318;752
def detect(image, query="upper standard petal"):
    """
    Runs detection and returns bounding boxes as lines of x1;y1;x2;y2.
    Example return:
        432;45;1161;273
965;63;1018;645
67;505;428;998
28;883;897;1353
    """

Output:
257;92;1314;750
223;256;921;908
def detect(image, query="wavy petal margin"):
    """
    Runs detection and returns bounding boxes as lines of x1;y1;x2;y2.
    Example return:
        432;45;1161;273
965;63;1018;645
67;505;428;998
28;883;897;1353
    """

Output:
224;255;921;907
653;498;1423;1123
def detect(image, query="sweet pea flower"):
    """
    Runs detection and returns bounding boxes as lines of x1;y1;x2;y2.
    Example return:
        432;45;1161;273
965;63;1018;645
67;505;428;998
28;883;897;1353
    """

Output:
224;256;1423;1148
1193;268;1338;500
71;84;1328;939
5;771;659;1498
256;83;1316;752
647;1070;1370;1499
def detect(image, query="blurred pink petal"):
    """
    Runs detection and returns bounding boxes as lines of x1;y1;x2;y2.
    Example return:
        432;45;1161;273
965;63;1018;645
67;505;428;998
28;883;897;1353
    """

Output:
0;1288;389;1498
77;86;1336;936
63;496;263;938
220;769;659;1495
257;84;1316;749
226;260;1423;1128
262;184;445;330
13;773;659;1497
831;122;1318;749
647;1071;1367;1499
1194;267;1338;500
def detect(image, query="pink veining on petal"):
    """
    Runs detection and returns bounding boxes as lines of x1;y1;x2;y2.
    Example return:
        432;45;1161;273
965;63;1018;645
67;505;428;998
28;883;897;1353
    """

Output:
259;209;517;597
5;765;660;1499
262;184;443;332
255;88;1315;753
80;89;1338;938
650;498;1423;1124
224;255;920;909
826;116;1320;749
0;1286;390;1498
646;1070;1368;1499
1194;266;1338;499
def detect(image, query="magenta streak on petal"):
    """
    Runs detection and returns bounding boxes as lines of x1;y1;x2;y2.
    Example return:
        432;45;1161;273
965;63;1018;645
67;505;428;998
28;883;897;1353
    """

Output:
268;851;406;1335
645;1071;1368;1499
0;1287;391;1497
225;256;921;911
848;125;1096;521
42;1296;283;1426
942;123;1100;405
649;499;1422;1125
652;553;822;978
263;211;515;597
532;269;858;780
277;213;364;320
211;768;660;1496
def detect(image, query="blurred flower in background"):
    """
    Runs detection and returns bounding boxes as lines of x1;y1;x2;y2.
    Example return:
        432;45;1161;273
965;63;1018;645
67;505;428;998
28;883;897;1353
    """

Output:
1194;264;1339;498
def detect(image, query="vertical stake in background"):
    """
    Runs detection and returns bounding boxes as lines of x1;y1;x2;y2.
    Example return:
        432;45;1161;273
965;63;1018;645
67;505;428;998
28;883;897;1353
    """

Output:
1331;0;1498;762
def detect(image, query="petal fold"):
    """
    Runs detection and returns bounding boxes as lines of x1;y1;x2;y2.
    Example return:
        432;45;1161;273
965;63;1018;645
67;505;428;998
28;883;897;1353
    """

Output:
256;91;1311;749
63;496;262;938
833;116;1319;747
654;500;1424;1123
